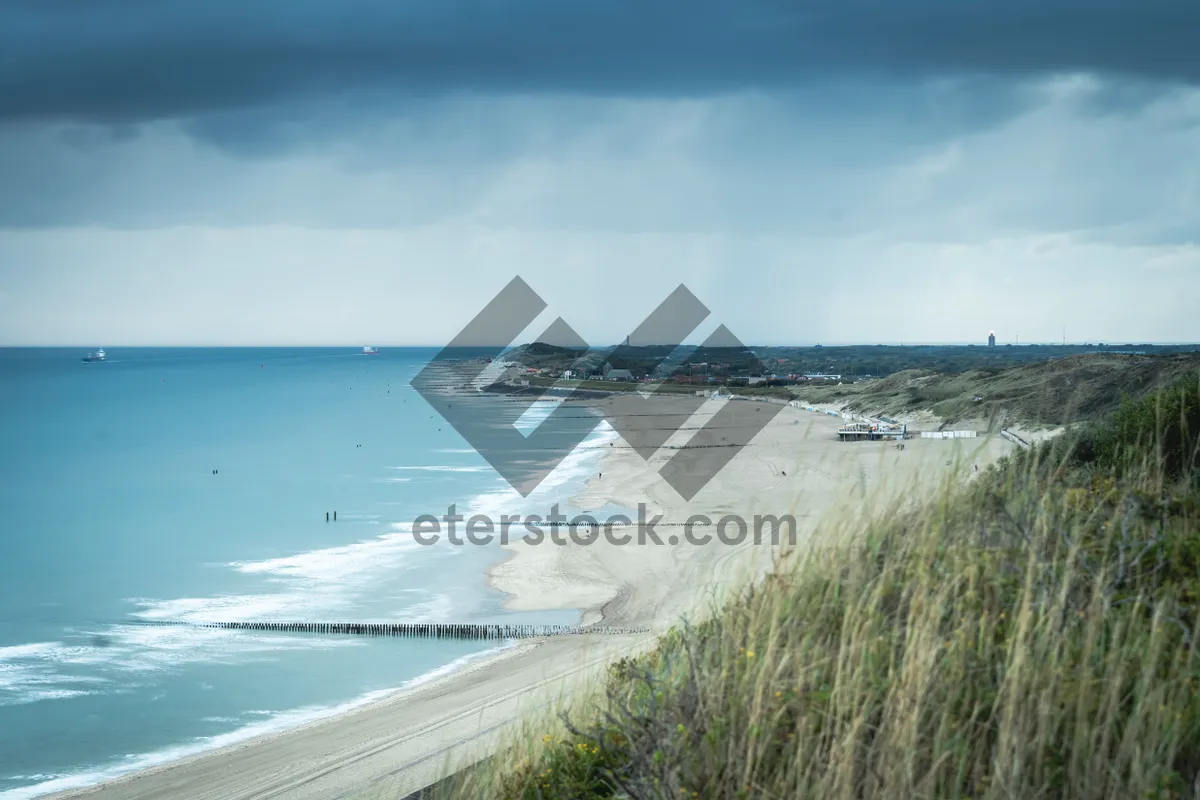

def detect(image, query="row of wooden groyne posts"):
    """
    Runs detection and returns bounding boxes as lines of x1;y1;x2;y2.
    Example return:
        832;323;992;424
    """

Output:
132;620;648;640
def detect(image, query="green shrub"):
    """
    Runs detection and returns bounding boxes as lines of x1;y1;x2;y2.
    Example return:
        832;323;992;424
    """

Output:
1070;373;1200;480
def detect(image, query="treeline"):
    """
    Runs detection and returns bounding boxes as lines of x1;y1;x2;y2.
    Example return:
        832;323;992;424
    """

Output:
757;343;1200;378
511;342;1200;381
512;343;766;378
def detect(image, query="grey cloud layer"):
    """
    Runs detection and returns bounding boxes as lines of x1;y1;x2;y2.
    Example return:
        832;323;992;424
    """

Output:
0;85;1022;227
2;0;1199;123
3;82;1197;242
1;1;1197;348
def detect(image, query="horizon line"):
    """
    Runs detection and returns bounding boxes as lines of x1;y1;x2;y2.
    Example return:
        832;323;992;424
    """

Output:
4;342;1200;349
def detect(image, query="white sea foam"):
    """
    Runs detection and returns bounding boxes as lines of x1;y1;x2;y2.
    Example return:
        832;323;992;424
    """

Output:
0;644;114;708
8;689;97;705
231;531;427;583
1;520;464;709
0;643;60;660
0;625;356;708
0;643;513;799
163;528;459;623
128;522;446;627
455;420;619;522
513;396;567;432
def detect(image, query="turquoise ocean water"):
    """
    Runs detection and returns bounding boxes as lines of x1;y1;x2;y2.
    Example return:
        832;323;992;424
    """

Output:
0;348;600;798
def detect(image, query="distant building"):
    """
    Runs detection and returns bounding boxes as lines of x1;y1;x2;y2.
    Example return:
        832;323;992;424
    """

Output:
988;331;996;348
602;361;635;381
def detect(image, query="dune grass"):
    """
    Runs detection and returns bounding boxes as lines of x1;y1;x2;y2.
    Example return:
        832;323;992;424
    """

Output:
425;374;1200;799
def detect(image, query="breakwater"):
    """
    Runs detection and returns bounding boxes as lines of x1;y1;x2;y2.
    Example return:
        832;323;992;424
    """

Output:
130;620;648;640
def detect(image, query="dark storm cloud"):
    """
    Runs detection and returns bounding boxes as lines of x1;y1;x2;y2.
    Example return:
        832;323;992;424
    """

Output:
1;0;1198;124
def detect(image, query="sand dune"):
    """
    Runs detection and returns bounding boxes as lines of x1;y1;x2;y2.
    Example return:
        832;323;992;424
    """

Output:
51;401;1013;800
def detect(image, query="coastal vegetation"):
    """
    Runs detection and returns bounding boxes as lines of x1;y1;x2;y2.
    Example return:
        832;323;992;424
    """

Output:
792;352;1200;428
431;373;1200;798
506;341;1200;383
504;345;1200;431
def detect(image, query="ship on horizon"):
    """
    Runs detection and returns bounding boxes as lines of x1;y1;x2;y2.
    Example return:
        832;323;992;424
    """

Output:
362;346;380;355
81;348;106;363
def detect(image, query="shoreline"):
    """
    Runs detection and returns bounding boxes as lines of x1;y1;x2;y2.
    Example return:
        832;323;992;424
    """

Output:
44;399;1018;800
31;641;530;800
43;633;652;800
34;412;624;800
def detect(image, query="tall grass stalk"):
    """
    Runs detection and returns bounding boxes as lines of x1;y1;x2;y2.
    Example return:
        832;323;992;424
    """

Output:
426;377;1200;799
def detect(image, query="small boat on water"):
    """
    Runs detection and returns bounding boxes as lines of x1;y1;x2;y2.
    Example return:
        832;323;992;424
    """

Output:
81;348;106;363
362;346;380;355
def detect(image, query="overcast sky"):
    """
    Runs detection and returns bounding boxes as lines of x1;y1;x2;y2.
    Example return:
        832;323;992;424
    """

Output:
1;0;1197;346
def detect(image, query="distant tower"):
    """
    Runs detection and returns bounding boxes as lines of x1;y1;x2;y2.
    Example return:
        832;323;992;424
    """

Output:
988;331;996;348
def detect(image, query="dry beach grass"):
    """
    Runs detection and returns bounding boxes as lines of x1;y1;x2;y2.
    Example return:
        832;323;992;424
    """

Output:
427;375;1200;799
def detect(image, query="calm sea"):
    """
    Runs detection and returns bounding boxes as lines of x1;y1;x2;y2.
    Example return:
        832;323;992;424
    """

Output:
0;348;596;798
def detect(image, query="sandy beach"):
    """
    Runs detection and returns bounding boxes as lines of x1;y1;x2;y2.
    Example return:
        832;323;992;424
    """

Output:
49;399;1015;800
